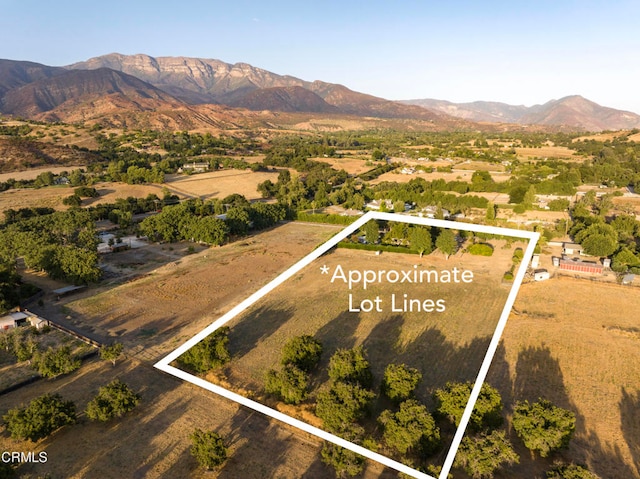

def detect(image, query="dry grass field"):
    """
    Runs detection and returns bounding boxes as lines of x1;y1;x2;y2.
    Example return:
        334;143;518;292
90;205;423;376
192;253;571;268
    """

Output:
0;169;278;215
512;145;578;160
487;277;640;478
310;156;371;176
163;169;279;201
2;221;638;478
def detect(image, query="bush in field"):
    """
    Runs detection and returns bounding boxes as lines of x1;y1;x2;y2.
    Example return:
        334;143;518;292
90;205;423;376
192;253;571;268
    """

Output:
321;440;365;478
381;363;422;403
265;364;309;405
468;243;494;256
3;393;76;441
378;399;440;456
454;430;519;479
99;342;123;366
546;463;599;479
32;345;80;378
281;335;323;371
328;346;372;388
178;327;230;373
85;379;140;422
190;429;228;470
512;399;576;457
434;382;503;432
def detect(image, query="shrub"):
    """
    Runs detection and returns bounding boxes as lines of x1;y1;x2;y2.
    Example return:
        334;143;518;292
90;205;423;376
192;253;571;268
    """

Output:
468;243;494;256
434;382;503;432
265;364;309;405
85;379;140;422
328;346;373;388
190;429;228;470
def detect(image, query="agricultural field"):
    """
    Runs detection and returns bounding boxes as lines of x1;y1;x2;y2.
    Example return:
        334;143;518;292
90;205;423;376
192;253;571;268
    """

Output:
487;277;640;478
162;169;279;201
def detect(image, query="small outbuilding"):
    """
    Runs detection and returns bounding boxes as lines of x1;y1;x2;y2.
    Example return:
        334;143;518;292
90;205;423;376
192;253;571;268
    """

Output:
533;269;550;281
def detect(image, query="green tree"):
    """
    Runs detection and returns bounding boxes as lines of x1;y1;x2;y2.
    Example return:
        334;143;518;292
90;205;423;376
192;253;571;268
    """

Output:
190;429;228;470
316;381;375;432
364;220;380;245
178;327;230;373
435;229;458;259
3;393;76;441
328;346;372;388
409;226;432;257
546;463;599;479
381;363;422;403
378;399;440;456
612;247;640;272
265;364;309;405
468;243;494;256
512;399;576;457
99;342;123;366
321;441;365;478
85;379;141;422
434;382;503;432
281;335;323;372
581;234;618;257
453;430;519;479
32;346;81;378
523;185;536;209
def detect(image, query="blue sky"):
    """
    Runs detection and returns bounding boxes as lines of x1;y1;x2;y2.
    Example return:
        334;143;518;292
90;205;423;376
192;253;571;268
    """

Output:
2;0;639;113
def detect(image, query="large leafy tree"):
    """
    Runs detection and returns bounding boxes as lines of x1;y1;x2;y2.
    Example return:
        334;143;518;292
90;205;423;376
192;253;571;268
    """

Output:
409;226;432;257
316;381;375;433
32;346;81;378
454;430;519;479
327;346;372;388
265;364;309;405
85;379;141;422
378;399;440;456
434;382;503;432
190;429;228;470
435;229;458;259
512;399;576;457
281;335;323;372
3;393;76;441
178;327;230;373
381;363;422;403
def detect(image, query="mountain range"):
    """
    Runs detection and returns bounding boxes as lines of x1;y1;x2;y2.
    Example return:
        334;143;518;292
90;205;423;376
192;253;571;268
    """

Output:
400;97;640;132
1;53;639;131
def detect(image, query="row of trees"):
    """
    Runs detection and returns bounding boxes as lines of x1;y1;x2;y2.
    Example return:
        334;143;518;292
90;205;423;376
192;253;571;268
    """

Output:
139;196;287;244
2;380;140;442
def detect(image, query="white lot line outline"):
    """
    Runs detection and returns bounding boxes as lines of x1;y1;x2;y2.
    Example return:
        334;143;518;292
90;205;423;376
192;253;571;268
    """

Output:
155;211;539;479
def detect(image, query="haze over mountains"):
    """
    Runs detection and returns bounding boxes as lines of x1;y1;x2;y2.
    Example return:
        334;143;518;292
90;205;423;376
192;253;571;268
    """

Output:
401;96;640;132
1;53;639;131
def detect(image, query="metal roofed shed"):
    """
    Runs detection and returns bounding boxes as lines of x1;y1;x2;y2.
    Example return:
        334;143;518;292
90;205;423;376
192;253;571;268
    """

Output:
53;285;87;298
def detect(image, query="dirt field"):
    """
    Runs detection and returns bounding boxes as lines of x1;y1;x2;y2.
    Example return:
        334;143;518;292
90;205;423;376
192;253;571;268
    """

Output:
3;223;395;479
311;156;370;176
2;221;638;478
163;170;279;200
177;239;519;472
513;145;578;160
487;277;640;478
0;166;83;182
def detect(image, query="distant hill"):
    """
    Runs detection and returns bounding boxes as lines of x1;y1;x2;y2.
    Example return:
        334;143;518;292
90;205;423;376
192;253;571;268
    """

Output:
0;137;100;173
401;96;640;131
0;59;64;98
1;67;180;119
